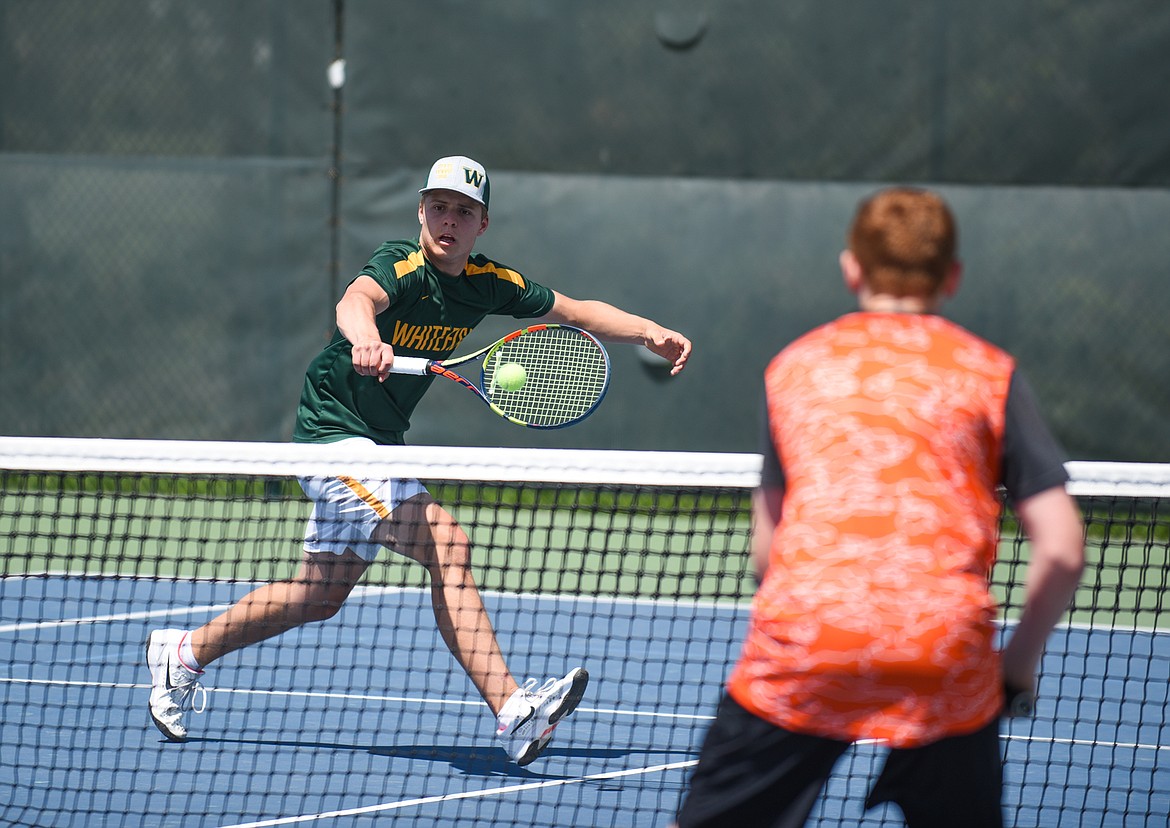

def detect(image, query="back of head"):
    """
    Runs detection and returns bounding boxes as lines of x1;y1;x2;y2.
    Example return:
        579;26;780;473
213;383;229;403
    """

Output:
848;188;956;298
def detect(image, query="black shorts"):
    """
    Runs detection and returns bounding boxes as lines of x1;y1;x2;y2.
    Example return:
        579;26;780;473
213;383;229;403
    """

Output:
675;694;1004;828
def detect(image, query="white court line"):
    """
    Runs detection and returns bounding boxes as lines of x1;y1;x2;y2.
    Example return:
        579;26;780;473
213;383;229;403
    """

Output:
216;760;700;828
0;676;714;721
0;603;235;634
1003;733;1170;753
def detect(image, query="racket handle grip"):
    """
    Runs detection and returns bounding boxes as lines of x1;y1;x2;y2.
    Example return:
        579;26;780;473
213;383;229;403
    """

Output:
387;356;431;376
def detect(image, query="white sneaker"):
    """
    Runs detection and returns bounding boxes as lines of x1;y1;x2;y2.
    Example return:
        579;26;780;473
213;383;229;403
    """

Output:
496;667;588;766
145;629;206;741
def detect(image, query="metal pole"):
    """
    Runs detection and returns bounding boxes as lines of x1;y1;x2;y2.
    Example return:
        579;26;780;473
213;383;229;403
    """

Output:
327;0;346;313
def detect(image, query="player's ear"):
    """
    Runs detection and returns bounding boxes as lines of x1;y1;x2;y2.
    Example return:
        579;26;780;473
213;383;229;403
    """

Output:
941;261;962;298
840;250;863;294
478;210;490;236
418;199;425;226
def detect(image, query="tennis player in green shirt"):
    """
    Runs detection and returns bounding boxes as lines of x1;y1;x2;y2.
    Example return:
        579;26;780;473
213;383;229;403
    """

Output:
146;155;691;766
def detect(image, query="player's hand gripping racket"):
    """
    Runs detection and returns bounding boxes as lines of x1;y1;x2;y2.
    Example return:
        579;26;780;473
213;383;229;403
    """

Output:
388;323;610;429
1004;681;1036;718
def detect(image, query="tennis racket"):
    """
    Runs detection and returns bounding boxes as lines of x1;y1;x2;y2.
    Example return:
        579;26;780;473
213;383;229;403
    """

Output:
388;323;610;429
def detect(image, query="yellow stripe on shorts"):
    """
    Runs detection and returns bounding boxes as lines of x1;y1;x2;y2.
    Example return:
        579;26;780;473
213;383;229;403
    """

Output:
337;476;391;520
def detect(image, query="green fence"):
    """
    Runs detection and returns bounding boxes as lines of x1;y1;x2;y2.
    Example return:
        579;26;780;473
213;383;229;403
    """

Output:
3;1;1169;461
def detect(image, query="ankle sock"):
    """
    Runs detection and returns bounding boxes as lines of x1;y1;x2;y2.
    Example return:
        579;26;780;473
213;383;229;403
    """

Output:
177;632;203;672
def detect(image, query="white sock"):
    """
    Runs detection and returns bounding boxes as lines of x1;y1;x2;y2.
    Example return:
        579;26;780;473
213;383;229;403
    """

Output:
177;632;203;672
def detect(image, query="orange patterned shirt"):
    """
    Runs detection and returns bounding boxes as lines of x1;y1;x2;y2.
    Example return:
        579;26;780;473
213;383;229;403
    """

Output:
728;312;1015;747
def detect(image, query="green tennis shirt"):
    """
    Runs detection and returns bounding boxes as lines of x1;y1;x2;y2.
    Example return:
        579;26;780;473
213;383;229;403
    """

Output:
293;240;555;445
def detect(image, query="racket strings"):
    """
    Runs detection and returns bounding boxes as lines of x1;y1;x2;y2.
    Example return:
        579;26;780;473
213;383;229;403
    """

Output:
486;328;608;426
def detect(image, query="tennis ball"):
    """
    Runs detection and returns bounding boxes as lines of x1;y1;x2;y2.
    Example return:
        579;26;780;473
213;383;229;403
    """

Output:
495;362;527;391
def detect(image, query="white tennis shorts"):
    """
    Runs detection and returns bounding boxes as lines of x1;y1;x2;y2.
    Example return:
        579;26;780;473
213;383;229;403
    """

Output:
299;438;428;562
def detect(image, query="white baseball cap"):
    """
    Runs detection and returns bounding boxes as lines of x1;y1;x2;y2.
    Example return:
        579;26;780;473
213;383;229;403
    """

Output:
419;155;490;209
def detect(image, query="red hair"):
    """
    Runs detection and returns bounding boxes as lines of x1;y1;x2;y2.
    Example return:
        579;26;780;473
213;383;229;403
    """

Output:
848;188;957;297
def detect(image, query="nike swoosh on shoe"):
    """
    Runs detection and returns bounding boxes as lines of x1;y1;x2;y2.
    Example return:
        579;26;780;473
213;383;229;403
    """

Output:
497;704;535;735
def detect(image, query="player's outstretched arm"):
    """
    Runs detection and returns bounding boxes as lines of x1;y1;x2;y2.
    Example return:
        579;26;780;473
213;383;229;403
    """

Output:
543;291;692;375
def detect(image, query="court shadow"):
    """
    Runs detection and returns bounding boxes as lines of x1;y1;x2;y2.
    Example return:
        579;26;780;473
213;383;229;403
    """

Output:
367;744;692;779
181;736;690;780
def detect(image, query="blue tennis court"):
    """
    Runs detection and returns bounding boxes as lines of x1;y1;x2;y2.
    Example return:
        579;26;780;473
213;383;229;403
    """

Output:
1;573;1167;827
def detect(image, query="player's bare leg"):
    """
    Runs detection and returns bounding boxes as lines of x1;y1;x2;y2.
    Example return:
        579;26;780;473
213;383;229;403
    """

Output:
382;493;517;712
190;550;369;667
384;493;588;765
147;549;367;740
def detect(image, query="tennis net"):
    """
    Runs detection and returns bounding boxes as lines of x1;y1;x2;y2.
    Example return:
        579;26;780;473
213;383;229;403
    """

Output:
0;437;1166;827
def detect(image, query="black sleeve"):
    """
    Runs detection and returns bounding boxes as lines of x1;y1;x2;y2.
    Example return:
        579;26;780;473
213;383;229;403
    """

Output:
758;391;786;489
1000;370;1071;503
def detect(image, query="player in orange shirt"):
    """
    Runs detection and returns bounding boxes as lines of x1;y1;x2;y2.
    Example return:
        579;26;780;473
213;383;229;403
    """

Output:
673;187;1085;828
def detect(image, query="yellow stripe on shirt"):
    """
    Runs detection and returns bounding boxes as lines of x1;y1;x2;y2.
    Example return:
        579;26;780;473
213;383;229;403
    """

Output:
393;251;427;279
465;261;525;288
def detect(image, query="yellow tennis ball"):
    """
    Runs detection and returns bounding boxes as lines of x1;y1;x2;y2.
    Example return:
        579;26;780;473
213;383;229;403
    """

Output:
496;362;527;391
